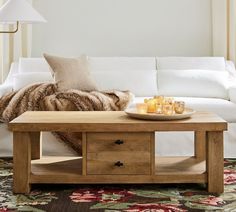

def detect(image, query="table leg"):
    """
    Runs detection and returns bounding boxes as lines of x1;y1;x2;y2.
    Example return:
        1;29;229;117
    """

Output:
82;132;87;176
30;132;41;160
13;132;31;194
150;132;155;175
206;131;224;194
30;132;42;160
194;131;206;160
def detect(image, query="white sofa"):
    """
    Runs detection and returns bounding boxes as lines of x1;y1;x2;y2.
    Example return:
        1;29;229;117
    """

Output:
1;57;236;158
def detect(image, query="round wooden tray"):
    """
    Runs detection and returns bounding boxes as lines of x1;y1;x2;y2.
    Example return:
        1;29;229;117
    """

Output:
125;107;196;121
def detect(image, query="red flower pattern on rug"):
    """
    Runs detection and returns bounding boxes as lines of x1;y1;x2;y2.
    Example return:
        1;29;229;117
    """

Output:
70;188;135;203
124;203;187;212
197;196;225;206
224;169;236;185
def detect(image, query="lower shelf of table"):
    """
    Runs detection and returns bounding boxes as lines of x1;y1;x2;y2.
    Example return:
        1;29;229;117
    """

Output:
30;156;207;184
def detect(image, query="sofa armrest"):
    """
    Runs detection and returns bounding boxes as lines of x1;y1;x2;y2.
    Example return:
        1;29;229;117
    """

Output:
226;60;236;76
229;86;236;103
0;84;13;98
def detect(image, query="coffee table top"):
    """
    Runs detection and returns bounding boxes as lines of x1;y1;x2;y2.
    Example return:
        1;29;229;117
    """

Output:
8;111;227;132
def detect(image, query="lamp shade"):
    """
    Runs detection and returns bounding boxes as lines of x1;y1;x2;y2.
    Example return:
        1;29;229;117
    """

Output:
0;0;46;23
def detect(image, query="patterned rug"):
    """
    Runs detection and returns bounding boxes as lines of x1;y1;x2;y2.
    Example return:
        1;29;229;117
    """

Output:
1;158;236;212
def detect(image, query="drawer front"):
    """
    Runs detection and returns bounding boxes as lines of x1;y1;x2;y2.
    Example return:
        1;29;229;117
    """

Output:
87;132;151;152
87;151;151;175
87;132;151;175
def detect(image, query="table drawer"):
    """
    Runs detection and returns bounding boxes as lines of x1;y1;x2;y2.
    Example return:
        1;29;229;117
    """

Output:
86;132;151;175
87;132;151;152
87;151;151;175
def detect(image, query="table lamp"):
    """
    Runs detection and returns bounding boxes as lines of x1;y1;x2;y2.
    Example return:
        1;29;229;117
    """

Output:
0;0;46;33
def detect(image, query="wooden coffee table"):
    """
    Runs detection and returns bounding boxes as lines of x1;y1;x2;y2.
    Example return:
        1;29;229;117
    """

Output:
8;111;227;194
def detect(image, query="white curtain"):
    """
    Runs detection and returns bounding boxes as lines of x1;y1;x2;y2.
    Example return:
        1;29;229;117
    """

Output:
212;0;236;63
0;0;32;84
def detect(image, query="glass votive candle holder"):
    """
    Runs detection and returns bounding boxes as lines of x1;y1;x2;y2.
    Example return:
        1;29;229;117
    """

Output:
163;104;174;115
156;103;163;114
164;97;174;104
154;95;164;104
174;101;185;114
147;100;156;113
136;103;148;114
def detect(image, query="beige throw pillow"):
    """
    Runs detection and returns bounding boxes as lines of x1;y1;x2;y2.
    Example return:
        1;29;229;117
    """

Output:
44;54;97;91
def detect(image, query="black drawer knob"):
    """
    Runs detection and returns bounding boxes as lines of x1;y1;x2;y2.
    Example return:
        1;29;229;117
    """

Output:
114;140;124;145
114;161;124;167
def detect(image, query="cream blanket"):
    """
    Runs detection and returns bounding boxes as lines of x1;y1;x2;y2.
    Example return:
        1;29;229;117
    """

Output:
0;83;133;154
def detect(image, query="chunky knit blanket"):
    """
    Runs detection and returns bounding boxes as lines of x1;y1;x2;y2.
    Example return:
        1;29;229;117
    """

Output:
0;83;133;154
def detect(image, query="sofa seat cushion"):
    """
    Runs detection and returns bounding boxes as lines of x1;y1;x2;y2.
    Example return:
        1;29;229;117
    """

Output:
131;97;236;123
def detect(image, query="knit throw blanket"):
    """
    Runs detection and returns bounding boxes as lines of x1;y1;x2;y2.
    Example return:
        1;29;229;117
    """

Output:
0;83;133;154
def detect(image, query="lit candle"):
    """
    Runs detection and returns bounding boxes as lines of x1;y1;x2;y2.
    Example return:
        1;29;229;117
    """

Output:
136;103;148;114
162;104;174;115
156;103;163;114
147;100;156;113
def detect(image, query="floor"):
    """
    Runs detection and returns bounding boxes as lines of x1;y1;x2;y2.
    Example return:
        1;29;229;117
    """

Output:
0;158;236;212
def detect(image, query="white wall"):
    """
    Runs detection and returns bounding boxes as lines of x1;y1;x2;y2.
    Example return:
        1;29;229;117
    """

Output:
32;0;212;57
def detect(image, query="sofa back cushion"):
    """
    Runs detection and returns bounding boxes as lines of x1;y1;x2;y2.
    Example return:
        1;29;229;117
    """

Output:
17;57;157;96
157;57;226;71
157;69;229;99
89;57;157;96
19;57;51;73
13;72;53;91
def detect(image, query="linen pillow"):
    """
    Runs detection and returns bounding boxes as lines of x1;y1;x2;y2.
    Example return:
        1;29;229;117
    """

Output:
157;69;229;99
44;54;98;91
13;72;53;91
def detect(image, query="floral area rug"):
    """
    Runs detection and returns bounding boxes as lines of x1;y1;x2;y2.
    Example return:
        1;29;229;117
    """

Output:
0;158;236;212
